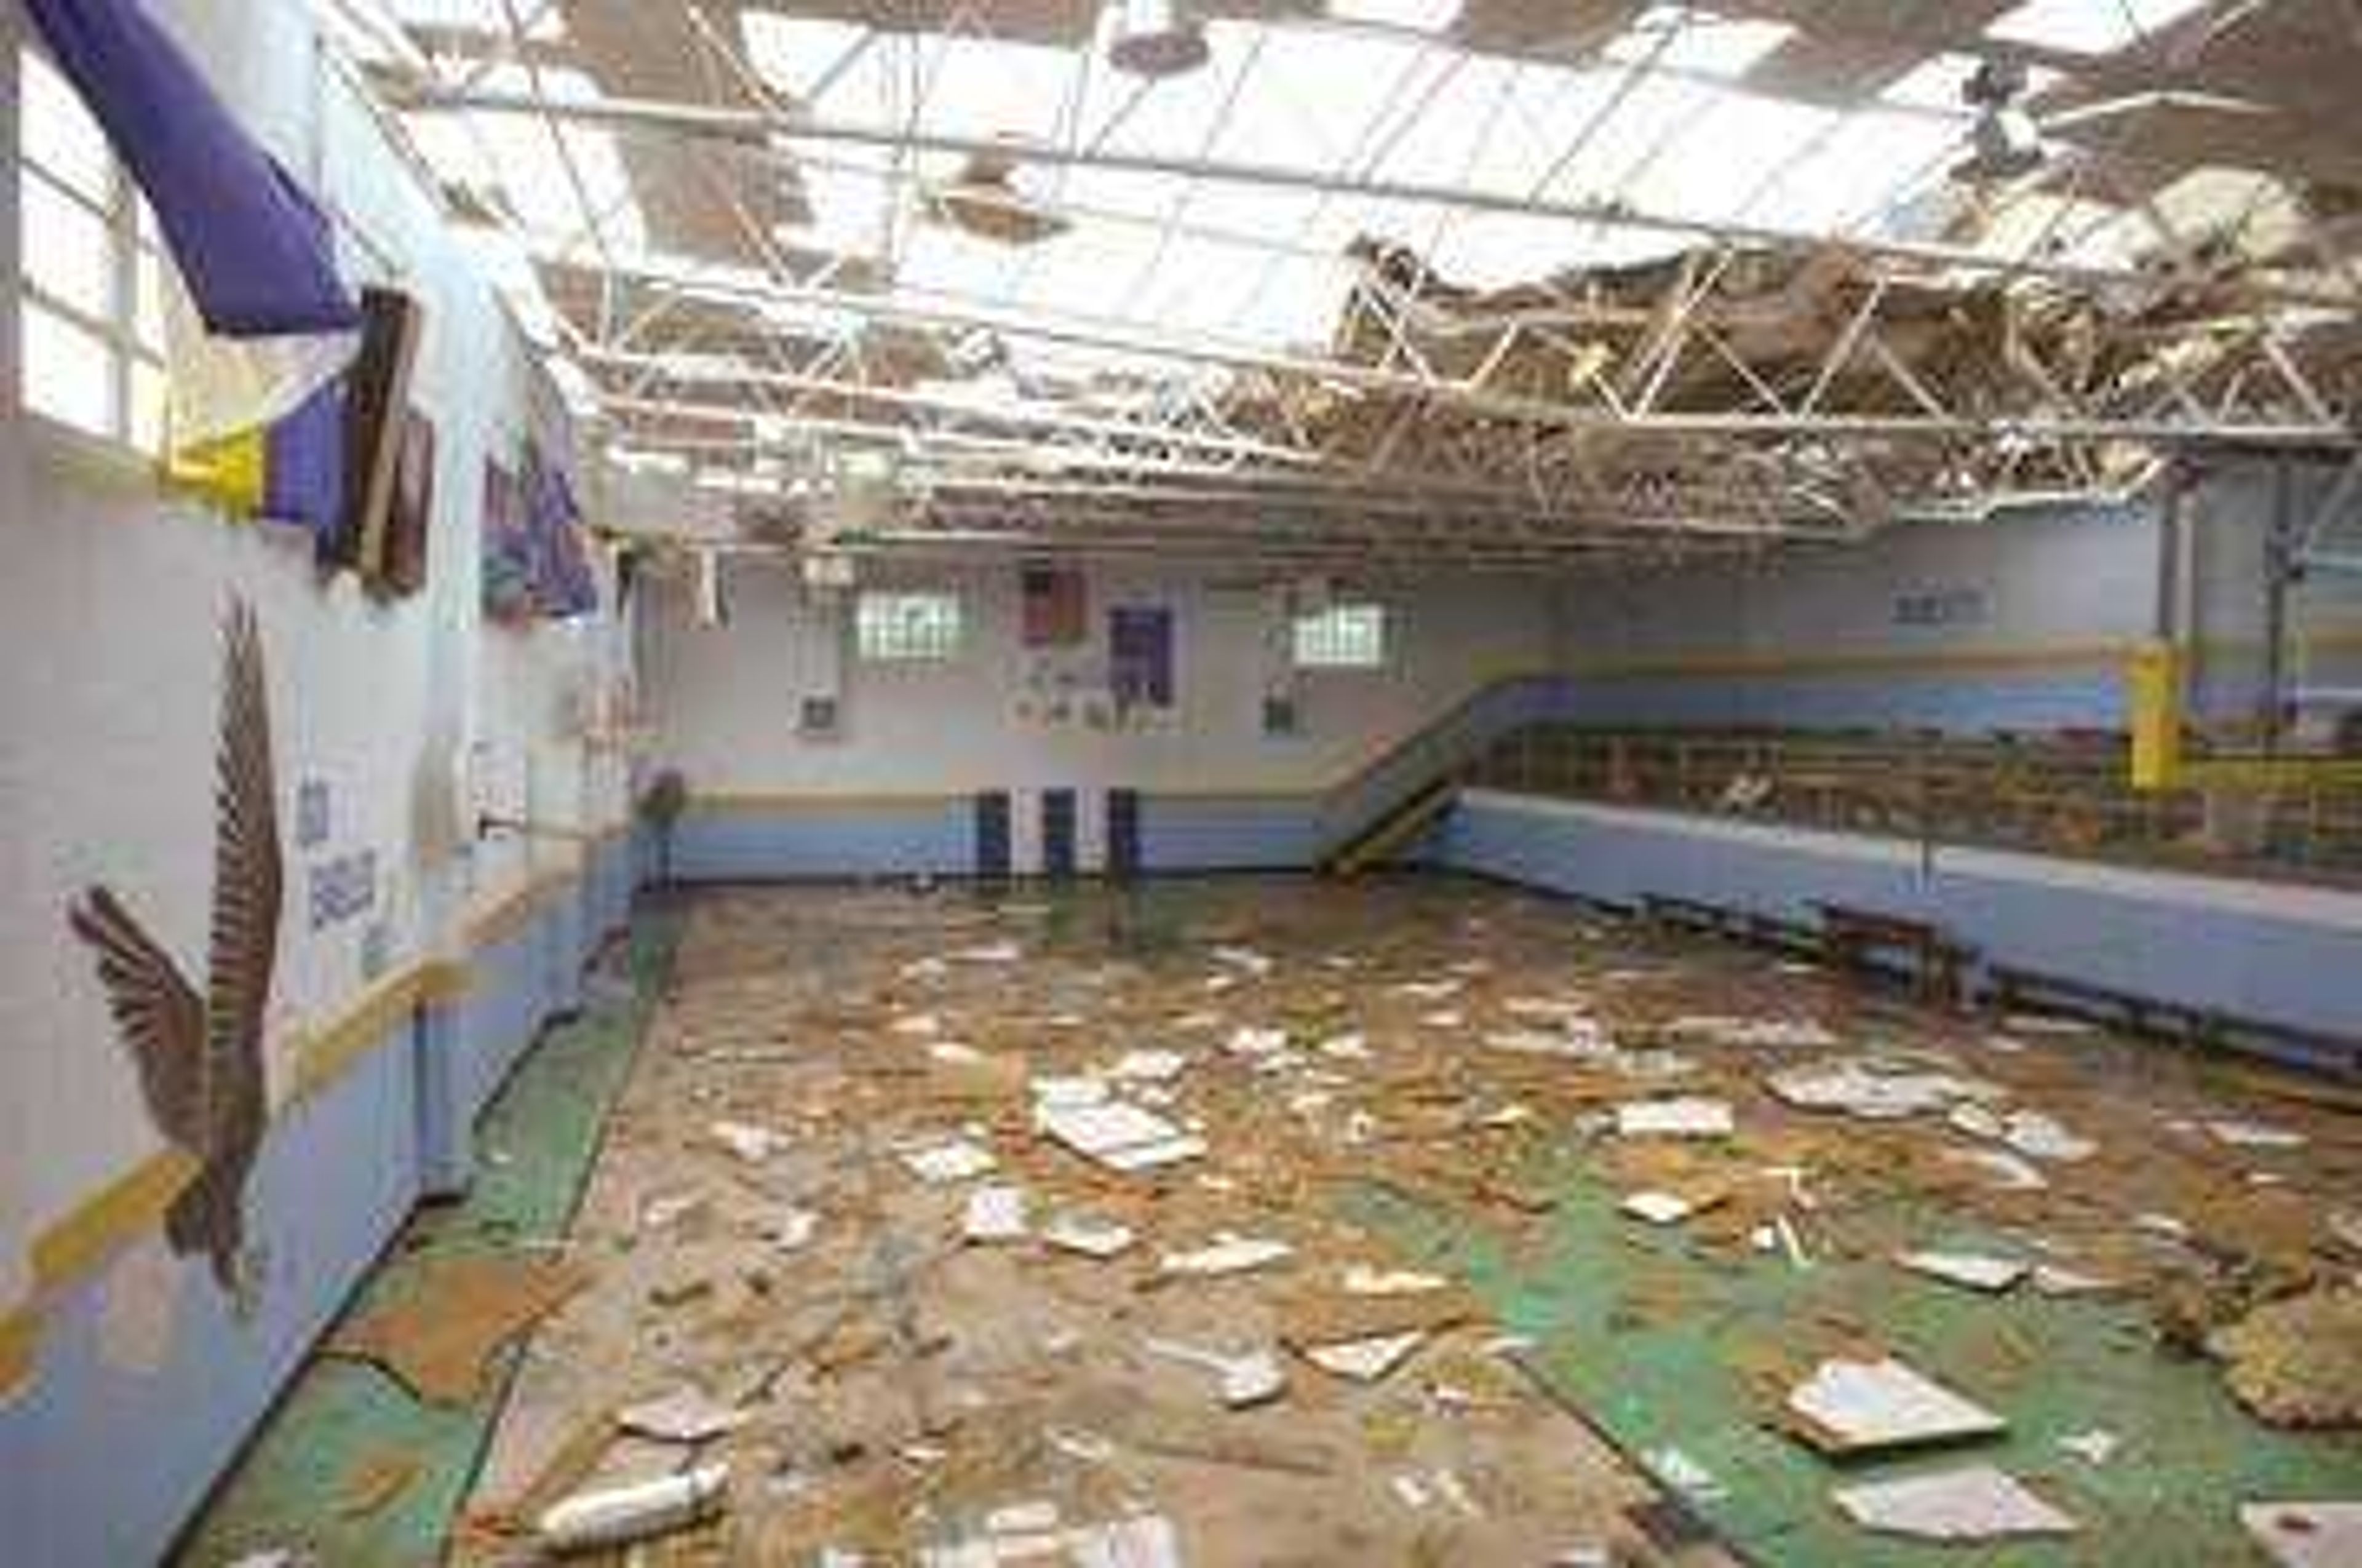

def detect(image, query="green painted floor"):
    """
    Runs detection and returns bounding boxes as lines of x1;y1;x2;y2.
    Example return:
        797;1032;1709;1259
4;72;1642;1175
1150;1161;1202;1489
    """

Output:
172;907;682;1568
1350;1159;2362;1567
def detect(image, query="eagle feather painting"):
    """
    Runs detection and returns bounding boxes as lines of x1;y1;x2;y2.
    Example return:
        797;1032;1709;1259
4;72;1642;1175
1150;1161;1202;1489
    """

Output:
69;599;284;1312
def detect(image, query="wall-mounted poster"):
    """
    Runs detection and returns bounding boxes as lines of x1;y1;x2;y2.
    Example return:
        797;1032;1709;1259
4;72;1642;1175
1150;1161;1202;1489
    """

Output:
1109;605;1174;712
1021;562;1086;647
480;460;535;625
375;407;433;598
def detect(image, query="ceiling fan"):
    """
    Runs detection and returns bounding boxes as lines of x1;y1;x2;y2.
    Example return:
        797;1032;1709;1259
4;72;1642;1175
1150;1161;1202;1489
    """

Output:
1952;57;2277;185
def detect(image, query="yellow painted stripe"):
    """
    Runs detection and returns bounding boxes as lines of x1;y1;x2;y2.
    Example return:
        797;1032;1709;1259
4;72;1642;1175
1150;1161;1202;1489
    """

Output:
0;1305;38;1398
30;1148;200;1294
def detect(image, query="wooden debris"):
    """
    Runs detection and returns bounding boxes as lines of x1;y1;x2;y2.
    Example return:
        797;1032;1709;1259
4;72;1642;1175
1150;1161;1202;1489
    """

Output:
328;1252;587;1406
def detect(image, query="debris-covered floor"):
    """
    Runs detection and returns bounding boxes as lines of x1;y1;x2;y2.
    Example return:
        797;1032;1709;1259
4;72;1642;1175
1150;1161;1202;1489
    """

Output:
227;875;2362;1564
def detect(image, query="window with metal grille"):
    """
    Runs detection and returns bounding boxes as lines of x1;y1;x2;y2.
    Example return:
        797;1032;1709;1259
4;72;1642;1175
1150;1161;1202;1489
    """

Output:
1292;602;1387;669
16;45;167;453
856;591;963;662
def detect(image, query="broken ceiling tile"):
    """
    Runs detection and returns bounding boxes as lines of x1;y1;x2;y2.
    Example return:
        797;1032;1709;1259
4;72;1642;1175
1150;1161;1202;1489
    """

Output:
1616;1097;1735;1139
902;1139;998;1184
1786;1356;2006;1456
616;1385;747;1444
1302;1331;1428;1382
1621;1190;1701;1226
1832;1465;2076;1542
2241;1502;2362;1568
769;1209;820;1252
962;1184;1029;1244
1109;1049;1188;1083
2208;1120;2307;1150
2030;1263;2117;1297
1342;1265;1452;1295
1896;1250;2029;1293
1944;1148;2049;1192
1768;1060;1988;1120
1040;1214;1137;1260
1036;1099;1206;1172
1143;1337;1287;1408
1158;1233;1294;1279
710;1120;788;1163
2000;1110;2097;1163
2057;1428;2120;1465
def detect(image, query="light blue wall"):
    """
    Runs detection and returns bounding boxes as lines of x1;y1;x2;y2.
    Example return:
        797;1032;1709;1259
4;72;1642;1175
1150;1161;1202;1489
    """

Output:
1436;789;2362;1068
3;1020;421;1567
668;802;976;882
1140;796;1321;871
4;852;638;1567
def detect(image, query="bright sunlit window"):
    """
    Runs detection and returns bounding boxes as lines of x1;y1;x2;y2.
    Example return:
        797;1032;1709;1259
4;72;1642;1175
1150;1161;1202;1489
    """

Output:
1294;602;1388;669
15;46;166;453
856;591;964;661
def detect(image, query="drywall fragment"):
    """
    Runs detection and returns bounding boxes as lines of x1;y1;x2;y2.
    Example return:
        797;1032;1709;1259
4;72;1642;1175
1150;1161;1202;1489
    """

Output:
1769;1061;1986;1120
710;1120;787;1163
1036;1100;1206;1172
1144;1337;1287;1407
1896;1251;2028;1293
1621;1191;1697;1226
1786;1357;2006;1455
1832;1465;2075;1542
1303;1331;1427;1382
2058;1428;2119;1465
2002;1111;2096;1163
1615;1097;1734;1139
962;1185;1029;1244
537;1464;728;1554
1641;1446;1727;1503
1032;1074;1111;1108
2209;1120;2307;1150
902;1139;997;1184
891;1013;942;1037
616;1385;745;1444
1110;1049;1189;1083
1342;1265;1452;1295
2241;1502;2362;1567
1041;1214;1137;1259
1393;978;1464;1001
2030;1263;2115;1297
1944;1148;2048;1192
1211;945;1273;975
330;1253;587;1406
1158;1233;1294;1279
1224;1025;1287;1057
642;1190;709;1228
949;942;1022;965
927;1041;984;1067
1317;1032;1372;1061
769;1209;820;1253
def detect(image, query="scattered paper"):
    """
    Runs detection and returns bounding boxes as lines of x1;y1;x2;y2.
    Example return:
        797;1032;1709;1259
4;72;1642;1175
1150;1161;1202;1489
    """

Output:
1620;1190;1699;1226
1144;1337;1287;1408
1159;1233;1294;1279
1303;1331;1428;1382
616;1385;746;1444
1616;1097;1734;1139
903;1139;998;1184
962;1185;1029;1244
1036;1099;1206;1172
1041;1214;1137;1260
1787;1356;2006;1455
1896;1251;2027;1293
2242;1502;2362;1568
1833;1465;2075;1542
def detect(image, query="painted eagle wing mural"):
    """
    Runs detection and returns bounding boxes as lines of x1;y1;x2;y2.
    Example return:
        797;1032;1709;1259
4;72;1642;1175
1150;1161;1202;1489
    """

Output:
67;888;206;1150
204;600;284;1115
68;599;283;1299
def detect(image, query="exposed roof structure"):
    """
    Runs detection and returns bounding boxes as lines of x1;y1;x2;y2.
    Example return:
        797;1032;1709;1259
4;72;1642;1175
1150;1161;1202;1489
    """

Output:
323;0;2362;568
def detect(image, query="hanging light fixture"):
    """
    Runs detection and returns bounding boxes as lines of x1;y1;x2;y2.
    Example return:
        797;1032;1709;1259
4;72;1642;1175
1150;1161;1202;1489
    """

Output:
1109;0;1208;78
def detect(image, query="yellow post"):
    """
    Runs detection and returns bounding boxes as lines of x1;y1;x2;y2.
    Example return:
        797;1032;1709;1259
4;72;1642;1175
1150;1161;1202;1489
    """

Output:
2126;640;2183;792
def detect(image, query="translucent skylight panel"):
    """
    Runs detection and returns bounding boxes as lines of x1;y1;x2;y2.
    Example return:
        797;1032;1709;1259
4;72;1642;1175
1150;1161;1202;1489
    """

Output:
782;145;896;259
463;65;646;250
1426;211;1593;290
1078;19;1263;159
1008;221;1166;323
740;13;872;103
1206;26;1434;172
1369;57;1565;197
1978;191;2137;266
894;224;1028;311
1601;6;1795;76
1752;109;1962;234
1535;71;1716;203
1329;0;1466;31
1621;90;1835;224
912;35;1083;145
1986;0;2209;54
